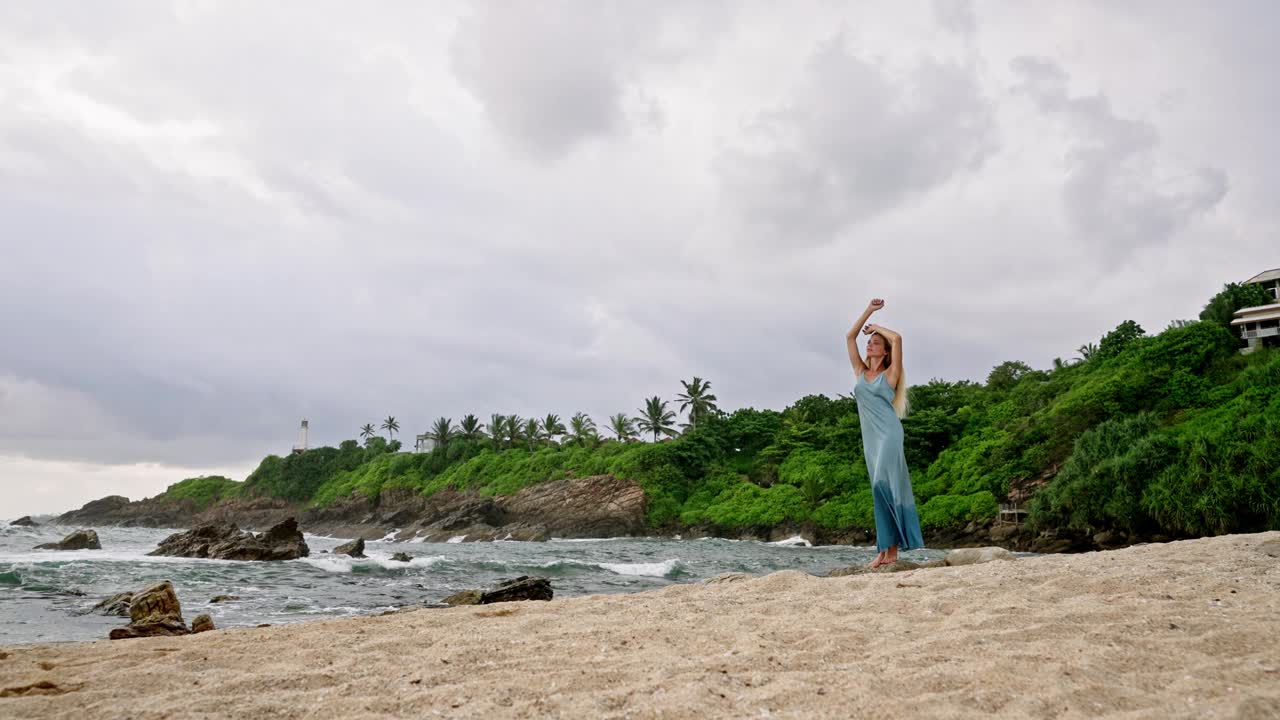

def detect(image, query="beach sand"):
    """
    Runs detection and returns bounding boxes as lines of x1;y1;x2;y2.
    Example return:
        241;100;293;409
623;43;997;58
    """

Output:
2;532;1278;719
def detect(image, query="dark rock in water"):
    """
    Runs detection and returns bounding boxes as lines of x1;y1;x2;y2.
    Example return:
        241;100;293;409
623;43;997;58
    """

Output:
109;581;190;640
444;576;553;606
209;595;240;603
148;518;309;561
390;552;412;563
91;592;134;617
334;537;365;558
34;529;101;551
10;516;38;527
191;614;215;633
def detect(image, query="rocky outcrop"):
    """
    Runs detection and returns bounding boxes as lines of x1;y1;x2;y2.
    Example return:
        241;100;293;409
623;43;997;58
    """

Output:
210;595;240;603
191;614;216;633
149;519;308;561
34;529;101;551
334;538;365;558
10;516;38;527
443;576;553;606
91;592;134;617
109;581;190;640
56;494;296;531
390;552;412;563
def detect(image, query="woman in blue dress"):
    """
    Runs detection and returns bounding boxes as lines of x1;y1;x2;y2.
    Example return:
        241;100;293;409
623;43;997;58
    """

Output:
846;298;924;568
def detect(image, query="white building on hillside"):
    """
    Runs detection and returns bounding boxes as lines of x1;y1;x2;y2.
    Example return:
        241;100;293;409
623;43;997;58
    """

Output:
414;433;435;453
1232;268;1280;353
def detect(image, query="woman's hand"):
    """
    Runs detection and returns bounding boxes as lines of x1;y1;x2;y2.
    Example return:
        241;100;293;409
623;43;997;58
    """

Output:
867;298;885;313
862;323;878;336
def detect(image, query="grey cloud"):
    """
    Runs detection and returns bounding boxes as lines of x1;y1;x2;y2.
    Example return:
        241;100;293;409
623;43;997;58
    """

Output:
448;1;728;161
1011;56;1229;257
716;35;997;246
933;0;977;37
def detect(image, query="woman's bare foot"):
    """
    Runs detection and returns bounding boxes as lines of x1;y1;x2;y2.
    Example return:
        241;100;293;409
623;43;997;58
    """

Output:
883;547;899;566
868;551;887;569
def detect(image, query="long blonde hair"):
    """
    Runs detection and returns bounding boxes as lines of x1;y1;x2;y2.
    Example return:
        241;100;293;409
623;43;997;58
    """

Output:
871;332;910;419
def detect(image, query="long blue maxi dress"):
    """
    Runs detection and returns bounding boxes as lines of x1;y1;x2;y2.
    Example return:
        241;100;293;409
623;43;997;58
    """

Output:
855;370;925;552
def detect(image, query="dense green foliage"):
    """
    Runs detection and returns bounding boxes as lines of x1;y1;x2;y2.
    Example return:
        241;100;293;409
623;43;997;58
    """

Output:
157;475;242;511
1199;282;1273;329
152;285;1280;541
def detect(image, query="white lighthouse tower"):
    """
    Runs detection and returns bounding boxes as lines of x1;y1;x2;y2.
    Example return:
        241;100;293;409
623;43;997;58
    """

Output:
292;419;309;454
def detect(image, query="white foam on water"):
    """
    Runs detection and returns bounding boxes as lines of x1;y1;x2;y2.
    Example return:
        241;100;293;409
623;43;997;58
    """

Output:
379;529;401;543
549;537;630;543
298;554;448;574
769;535;813;547
446;535;466;544
598;558;683;578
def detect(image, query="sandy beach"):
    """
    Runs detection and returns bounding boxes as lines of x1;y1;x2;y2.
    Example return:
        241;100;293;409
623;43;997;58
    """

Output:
2;532;1278;719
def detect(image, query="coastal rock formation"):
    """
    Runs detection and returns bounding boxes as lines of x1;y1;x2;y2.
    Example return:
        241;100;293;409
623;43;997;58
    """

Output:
148;519;309;561
56;494;295;531
945;547;1015;566
109;581;190;640
10;516;38;527
55;476;645;546
91;592;134;617
34;529;101;551
210;595;240;603
443;576;553;606
334;538;365;558
390;552;412;562
191;615;216;633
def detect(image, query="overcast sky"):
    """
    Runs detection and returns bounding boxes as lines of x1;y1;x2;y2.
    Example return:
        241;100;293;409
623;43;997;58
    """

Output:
2;1;1276;517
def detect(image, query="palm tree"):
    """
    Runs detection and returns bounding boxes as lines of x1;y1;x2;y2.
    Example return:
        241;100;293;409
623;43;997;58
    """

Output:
1077;343;1098;362
541;414;566;446
459;414;484;442
608;413;637;442
566;412;598;446
359;423;377;441
635;396;678;442
504;414;524;449
381;416;400;440
486;413;506;450
1052;357;1067;371
428;417;456;450
676;377;719;431
523;418;542;450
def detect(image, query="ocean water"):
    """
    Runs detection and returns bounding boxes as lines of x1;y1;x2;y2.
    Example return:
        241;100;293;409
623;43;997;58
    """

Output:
0;521;944;645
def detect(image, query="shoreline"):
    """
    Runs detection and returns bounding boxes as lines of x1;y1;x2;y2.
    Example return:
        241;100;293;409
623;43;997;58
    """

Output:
3;531;1277;718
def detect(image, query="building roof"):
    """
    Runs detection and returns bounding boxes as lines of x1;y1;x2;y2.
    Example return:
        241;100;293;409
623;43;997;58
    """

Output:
1232;304;1280;325
1244;268;1280;284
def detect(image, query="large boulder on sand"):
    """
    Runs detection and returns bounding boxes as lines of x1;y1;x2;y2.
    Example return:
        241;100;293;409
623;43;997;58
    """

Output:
109;581;190;640
443;576;553;606
191;614;216;633
148;518;309;561
334;538;365;558
34;529;101;551
945;547;1016;566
